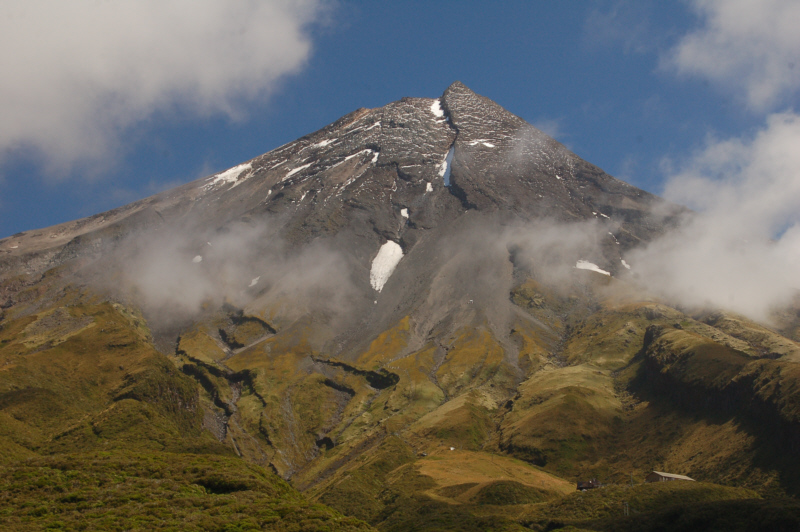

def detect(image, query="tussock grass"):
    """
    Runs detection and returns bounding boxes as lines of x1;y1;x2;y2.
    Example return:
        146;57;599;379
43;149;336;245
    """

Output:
413;449;573;501
521;481;757;525
498;364;621;474
0;451;374;531
596;497;800;532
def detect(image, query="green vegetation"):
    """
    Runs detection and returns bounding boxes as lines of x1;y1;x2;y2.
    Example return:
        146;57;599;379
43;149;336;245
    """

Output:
376;460;528;532
3;266;800;531
597;498;800;532
472;481;553;505
377;496;527;532
0;451;373;531
316;437;417;523
521;481;757;525
522;485;800;532
0;290;374;530
498;364;621;474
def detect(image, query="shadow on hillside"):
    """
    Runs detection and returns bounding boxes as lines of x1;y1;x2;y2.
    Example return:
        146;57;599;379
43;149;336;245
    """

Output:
626;350;800;498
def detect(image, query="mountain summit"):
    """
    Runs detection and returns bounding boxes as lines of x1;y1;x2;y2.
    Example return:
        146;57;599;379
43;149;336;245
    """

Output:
1;82;672;272
1;84;799;531
1;82;683;367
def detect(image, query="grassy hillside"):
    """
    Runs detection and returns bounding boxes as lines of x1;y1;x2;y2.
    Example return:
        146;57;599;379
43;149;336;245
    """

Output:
3;265;800;530
0;451;373;531
520;480;757;526
517;481;800;532
0;285;374;530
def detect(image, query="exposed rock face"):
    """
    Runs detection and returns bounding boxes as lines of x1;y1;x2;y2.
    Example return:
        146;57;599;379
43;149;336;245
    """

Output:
0;82;677;277
0;82;682;353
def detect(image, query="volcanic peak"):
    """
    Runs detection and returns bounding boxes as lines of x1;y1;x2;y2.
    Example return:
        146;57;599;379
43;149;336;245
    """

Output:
0;82;677;285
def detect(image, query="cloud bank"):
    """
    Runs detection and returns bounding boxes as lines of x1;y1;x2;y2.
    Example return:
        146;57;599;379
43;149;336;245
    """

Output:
0;0;329;172
668;0;800;110
616;0;800;323
629;113;800;321
114;218;357;328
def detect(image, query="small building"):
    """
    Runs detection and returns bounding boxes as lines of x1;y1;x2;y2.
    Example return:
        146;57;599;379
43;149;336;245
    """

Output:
576;478;601;491
646;471;695;483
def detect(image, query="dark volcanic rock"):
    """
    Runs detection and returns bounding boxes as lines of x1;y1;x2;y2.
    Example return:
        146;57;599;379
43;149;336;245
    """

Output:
1;82;678;274
0;82;683;357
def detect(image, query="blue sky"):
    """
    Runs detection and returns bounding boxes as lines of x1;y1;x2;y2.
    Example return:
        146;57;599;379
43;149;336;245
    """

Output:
1;1;798;239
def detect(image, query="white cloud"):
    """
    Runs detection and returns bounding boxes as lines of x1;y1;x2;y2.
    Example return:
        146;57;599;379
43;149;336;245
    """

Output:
0;0;329;174
663;113;800;231
629;112;800;321
583;1;661;55
668;0;800;110
115;218;357;326
532;118;565;140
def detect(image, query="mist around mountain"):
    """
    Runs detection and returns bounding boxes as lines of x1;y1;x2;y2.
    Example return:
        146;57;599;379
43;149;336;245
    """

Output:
1;83;799;531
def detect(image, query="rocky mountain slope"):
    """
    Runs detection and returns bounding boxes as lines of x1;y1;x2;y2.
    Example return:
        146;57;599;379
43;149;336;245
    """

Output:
1;82;799;531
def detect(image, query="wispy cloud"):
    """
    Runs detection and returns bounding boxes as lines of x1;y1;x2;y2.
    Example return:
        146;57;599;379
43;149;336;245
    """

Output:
629;112;800;321
110;217;358;328
616;154;640;182
532;118;565;140
583;0;661;55
0;0;331;176
666;0;800;111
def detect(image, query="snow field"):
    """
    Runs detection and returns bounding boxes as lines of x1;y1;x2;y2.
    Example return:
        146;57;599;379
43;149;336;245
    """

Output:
575;260;610;276
370;240;404;292
430;99;444;118
439;146;455;186
204;163;252;190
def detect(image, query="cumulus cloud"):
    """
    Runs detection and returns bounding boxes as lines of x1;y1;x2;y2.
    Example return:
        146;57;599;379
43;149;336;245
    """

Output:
667;0;800;110
628;112;800;321
623;1;800;321
0;0;329;173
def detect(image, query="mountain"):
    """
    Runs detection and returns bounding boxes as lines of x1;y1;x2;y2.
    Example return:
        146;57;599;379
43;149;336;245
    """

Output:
1;82;799;531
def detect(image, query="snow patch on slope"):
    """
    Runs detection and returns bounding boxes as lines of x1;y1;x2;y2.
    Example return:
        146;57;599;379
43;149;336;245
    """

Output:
204;163;252;190
439;146;454;186
430;99;444;118
468;139;495;148
310;139;335;149
370;241;404;292
283;162;313;181
575;260;610;276
344;149;379;163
